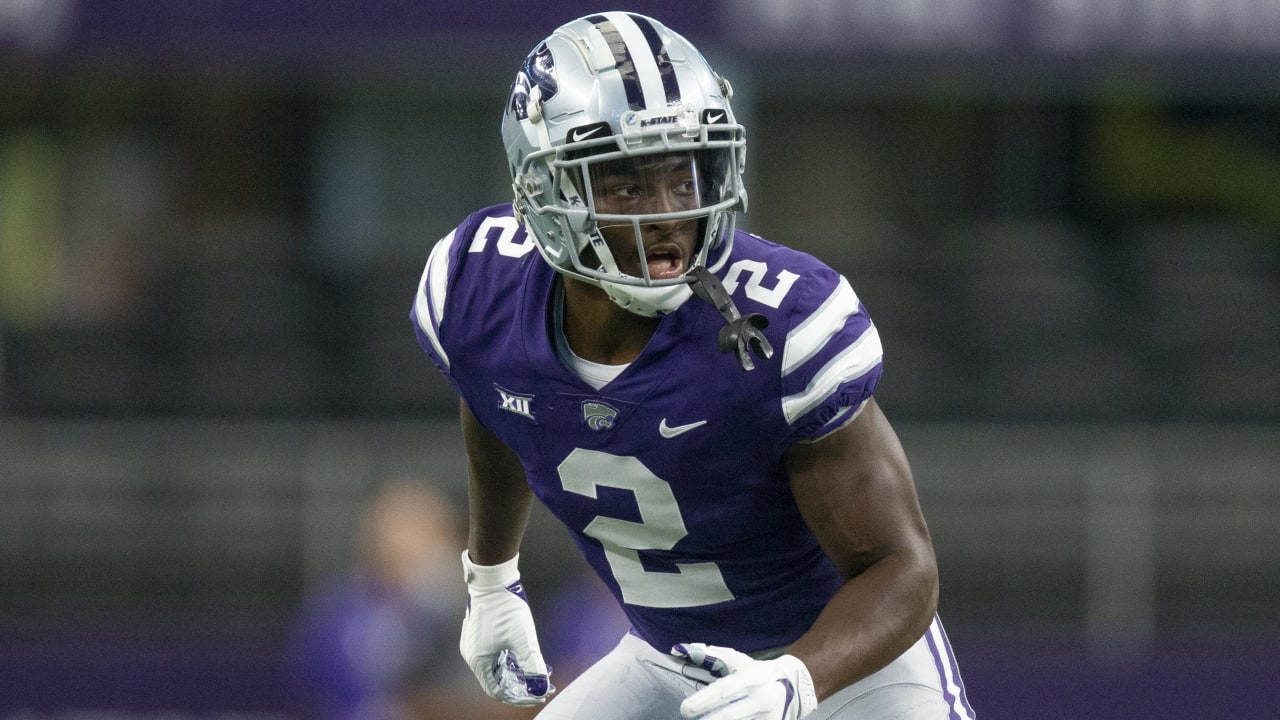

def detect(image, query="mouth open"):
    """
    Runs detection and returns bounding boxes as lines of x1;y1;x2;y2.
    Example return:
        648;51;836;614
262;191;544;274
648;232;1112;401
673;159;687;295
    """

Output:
645;244;686;280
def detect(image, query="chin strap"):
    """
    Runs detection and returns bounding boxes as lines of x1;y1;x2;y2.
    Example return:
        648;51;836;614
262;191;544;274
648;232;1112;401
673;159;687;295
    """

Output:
690;266;774;372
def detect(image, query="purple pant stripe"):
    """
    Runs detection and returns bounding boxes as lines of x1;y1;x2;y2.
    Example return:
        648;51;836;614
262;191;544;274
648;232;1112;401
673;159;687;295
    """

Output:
934;616;975;717
925;628;962;720
926;614;972;712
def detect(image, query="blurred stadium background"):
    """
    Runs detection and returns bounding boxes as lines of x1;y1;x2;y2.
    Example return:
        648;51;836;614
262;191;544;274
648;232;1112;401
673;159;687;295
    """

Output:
1;1;1277;718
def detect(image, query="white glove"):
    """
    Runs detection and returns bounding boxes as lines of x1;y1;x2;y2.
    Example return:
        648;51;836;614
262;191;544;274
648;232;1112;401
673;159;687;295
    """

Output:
459;551;554;706
672;643;818;720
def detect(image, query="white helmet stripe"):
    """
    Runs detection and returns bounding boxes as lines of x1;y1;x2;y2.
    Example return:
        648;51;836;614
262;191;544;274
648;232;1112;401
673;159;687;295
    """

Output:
628;13;682;106
589;12;681;111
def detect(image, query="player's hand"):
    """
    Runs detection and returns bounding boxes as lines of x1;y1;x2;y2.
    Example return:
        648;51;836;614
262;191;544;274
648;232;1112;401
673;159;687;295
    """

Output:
672;642;817;720
459;551;555;706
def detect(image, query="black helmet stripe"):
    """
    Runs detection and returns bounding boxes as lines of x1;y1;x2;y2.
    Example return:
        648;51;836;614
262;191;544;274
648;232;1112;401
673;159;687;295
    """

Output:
587;13;681;111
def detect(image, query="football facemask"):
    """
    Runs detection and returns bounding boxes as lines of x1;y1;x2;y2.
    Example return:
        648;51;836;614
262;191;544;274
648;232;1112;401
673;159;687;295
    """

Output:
519;146;742;315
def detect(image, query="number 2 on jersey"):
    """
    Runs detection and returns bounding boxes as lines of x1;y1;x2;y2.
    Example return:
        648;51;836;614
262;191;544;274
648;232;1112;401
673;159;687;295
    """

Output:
558;449;735;608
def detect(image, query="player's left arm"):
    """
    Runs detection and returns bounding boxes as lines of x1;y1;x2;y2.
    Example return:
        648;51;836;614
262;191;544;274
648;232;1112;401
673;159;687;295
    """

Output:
783;396;939;701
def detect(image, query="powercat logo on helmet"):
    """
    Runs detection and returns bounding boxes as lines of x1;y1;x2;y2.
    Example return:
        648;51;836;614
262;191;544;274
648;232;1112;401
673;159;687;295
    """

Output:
509;42;557;121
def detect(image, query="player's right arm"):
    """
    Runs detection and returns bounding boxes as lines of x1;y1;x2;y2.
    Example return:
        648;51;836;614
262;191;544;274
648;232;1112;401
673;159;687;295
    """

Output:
457;385;555;705
412;212;554;705
460;398;533;564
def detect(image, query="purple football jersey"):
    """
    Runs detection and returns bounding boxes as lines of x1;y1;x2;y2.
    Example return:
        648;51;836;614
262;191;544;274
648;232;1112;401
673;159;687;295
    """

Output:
411;204;884;654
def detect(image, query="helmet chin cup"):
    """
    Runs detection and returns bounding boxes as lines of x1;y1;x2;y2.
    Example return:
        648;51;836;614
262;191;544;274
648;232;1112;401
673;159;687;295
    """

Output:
603;280;694;317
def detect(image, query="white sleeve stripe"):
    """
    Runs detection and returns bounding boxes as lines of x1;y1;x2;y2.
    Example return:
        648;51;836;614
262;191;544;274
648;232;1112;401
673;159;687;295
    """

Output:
425;229;455;326
414;231;454;370
782;324;882;424
414;272;449;370
782;276;860;377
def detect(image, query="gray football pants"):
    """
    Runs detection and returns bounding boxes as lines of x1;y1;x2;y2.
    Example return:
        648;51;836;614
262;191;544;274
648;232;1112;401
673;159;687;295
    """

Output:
534;615;974;720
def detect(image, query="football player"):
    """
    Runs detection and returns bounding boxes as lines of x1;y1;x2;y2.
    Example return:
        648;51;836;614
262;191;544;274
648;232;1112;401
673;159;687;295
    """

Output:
410;11;975;720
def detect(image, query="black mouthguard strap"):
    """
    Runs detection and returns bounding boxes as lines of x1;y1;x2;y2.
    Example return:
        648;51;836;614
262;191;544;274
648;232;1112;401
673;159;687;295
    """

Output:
690;266;775;372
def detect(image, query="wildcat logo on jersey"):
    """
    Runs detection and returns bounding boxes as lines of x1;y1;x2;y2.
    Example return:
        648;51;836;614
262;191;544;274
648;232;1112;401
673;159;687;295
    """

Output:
582;400;619;431
496;385;535;421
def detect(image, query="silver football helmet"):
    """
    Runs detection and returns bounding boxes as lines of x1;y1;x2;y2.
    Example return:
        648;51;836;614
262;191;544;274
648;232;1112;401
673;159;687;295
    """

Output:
501;11;748;316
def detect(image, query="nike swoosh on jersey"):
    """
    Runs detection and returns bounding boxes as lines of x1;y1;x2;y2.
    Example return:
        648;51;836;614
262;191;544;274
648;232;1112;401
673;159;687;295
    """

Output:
658;418;708;438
